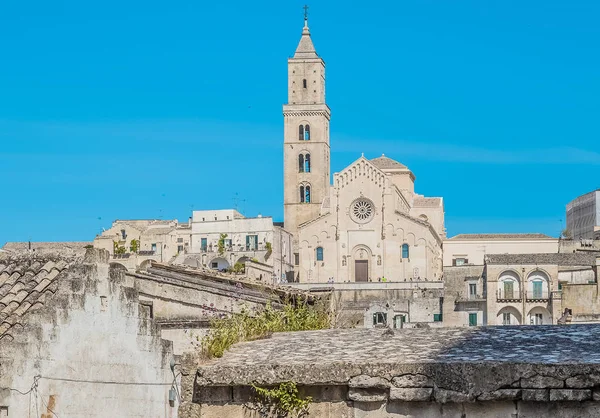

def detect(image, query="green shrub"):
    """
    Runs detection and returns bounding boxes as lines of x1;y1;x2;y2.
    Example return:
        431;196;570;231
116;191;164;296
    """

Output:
202;301;330;359
252;381;311;417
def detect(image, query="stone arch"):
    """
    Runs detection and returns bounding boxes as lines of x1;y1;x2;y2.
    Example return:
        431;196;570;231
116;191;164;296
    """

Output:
109;262;127;272
497;270;521;299
526;269;550;300
183;256;200;268
527;306;552;325
496;306;522;325
385;223;395;237
209;257;230;271
139;259;153;271
395;228;405;241
406;232;416;246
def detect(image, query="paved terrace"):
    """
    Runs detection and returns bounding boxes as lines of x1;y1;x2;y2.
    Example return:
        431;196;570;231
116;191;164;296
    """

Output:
196;325;600;404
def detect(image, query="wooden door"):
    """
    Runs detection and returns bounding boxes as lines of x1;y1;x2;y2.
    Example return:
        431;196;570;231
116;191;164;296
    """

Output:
355;260;368;282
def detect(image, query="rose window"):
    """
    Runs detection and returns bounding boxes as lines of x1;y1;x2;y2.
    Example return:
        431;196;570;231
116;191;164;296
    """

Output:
351;198;374;223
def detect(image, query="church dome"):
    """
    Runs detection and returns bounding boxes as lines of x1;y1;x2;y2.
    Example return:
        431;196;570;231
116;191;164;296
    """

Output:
370;154;408;170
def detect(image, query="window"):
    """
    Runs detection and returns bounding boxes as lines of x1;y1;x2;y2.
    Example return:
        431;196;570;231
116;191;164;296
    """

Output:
299;125;304;141
224;239;232;249
373;312;387;326
201;238;207;252
502;312;511;325
468;313;477;326
151;243;157;252
304;125;310;140
558;282;563;290
177;238;183;243
303;79;307;88
469;283;477;299
294;253;299;265
504;281;514;299
453;258;468;266
177;245;184;253
298;154;304;172
211;262;218;269
402;244;409;259
433;313;443;322
120;229;127;240
316;246;323;261
531;313;543;325
300;185;305;203
246;235;258;251
533;281;543;299
304;154;311;172
305;185;311;203
393;314;407;328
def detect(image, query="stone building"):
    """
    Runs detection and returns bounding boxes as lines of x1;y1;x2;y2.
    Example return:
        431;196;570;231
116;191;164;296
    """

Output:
443;233;558;267
0;249;177;417
283;17;445;283
93;219;192;270
443;252;600;327
185;209;293;283
567;189;600;239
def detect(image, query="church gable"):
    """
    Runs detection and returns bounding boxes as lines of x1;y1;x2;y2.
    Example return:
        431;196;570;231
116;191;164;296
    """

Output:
334;156;387;192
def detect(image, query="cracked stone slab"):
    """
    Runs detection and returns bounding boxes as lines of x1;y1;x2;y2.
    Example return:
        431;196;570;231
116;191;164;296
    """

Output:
349;375;390;389
522;389;549;402
550;389;591;402
477;389;521;401
392;374;433;388
390;388;433;401
521;375;564;389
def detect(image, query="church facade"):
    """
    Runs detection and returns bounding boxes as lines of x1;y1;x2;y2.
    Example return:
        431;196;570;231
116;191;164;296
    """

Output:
283;18;445;283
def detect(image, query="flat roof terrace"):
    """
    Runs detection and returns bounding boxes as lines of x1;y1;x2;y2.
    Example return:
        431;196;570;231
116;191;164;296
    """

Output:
196;325;600;408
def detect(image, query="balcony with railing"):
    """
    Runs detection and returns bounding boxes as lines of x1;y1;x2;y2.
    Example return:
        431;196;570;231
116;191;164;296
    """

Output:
455;293;486;303
200;243;268;253
526;290;550;302
496;289;522;302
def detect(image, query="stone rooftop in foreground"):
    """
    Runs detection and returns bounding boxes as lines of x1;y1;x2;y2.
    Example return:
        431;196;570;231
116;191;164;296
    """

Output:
196;326;600;404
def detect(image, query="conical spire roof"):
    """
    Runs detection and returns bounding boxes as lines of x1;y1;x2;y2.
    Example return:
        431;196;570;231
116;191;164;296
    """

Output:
294;18;318;58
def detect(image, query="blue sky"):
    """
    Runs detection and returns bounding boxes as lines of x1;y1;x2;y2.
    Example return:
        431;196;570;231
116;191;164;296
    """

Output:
1;0;599;243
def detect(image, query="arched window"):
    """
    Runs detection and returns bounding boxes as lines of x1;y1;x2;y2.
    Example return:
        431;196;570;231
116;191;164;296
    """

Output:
298;125;304;141
304;125;310;140
305;154;311;172
298;154;304;173
303;79;307;88
402;244;409;259
299;186;305;203
305;185;311;203
316;246;324;261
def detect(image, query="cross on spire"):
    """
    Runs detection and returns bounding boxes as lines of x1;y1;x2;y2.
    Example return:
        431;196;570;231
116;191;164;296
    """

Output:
303;5;309;21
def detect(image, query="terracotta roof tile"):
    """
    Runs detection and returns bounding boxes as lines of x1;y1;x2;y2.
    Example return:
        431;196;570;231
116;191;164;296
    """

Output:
0;255;73;339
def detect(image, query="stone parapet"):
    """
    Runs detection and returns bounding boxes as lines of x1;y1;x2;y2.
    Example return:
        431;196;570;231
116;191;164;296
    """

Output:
196;325;600;408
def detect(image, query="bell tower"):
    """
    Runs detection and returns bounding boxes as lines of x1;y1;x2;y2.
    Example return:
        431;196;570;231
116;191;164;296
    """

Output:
283;13;331;243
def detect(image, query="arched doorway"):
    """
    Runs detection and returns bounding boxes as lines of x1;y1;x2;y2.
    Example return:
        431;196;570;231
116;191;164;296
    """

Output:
352;245;372;282
527;306;552;325
496;306;522;325
209;257;230;271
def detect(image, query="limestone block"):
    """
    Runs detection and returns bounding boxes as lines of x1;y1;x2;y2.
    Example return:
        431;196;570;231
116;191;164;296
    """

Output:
521;375;564;388
392;374;433;388
566;374;600;388
522;389;549;401
348;388;388;402
434;388;471;403
593;389;600;401
477;389;521;401
389;387;433;401
550;389;591;402
348;375;390;389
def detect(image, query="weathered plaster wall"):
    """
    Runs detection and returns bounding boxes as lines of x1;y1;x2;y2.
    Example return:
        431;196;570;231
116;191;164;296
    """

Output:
0;251;177;418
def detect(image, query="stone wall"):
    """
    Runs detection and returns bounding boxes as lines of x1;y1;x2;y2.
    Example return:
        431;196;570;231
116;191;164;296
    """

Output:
194;326;600;418
0;250;177;417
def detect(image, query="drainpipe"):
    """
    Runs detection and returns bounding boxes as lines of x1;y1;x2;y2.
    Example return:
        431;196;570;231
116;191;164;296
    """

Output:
521;267;526;325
